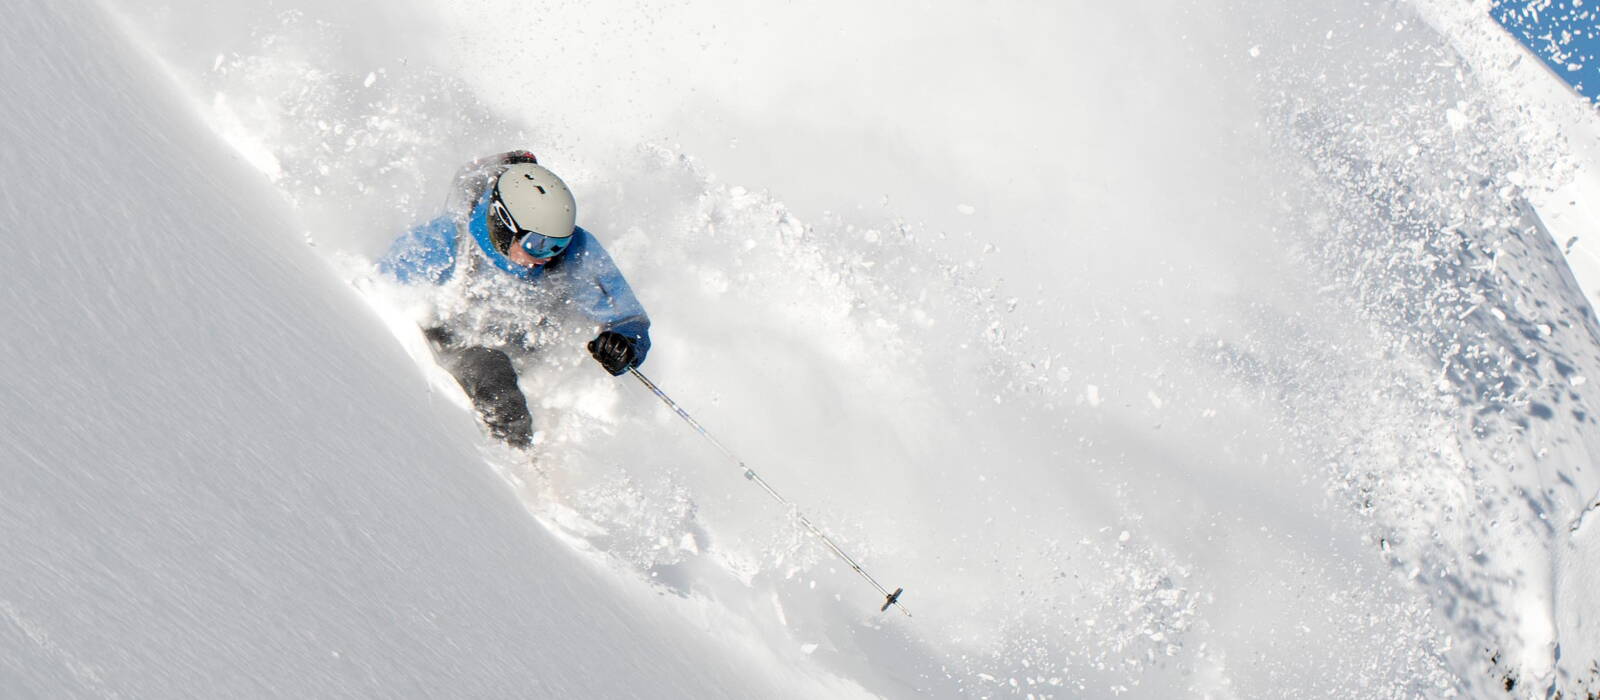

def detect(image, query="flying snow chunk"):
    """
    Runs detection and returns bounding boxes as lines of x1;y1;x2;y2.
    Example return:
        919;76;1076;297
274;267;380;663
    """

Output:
363;72;377;88
956;203;976;215
1084;384;1102;407
1248;45;1262;58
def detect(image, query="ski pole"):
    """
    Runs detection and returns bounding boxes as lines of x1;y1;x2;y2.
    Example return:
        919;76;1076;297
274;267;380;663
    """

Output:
628;367;910;617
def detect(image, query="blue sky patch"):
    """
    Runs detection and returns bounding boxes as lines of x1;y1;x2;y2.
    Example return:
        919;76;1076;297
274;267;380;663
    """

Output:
1492;0;1600;103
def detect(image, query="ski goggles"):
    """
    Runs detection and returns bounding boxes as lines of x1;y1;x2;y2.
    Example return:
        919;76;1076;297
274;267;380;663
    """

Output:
518;230;572;259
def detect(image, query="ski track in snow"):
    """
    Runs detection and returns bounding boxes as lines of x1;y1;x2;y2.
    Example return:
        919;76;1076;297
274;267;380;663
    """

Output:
13;0;1600;696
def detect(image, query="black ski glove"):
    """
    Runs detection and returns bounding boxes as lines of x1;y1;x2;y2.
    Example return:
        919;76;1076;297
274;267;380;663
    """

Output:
587;331;637;376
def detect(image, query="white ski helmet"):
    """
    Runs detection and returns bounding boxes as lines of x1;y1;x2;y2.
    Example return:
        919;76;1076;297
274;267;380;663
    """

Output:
486;163;577;257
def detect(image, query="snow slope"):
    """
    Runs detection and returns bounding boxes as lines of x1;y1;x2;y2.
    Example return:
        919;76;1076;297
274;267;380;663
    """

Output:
0;1;868;697
29;0;1600;697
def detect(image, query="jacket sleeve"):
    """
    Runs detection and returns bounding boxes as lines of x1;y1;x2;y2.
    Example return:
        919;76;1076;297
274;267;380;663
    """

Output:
564;228;652;366
376;215;458;285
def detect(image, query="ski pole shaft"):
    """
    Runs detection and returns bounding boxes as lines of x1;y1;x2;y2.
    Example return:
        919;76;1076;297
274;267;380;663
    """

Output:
628;367;911;617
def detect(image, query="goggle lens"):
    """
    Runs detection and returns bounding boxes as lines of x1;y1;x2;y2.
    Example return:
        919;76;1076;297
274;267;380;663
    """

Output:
520;232;571;259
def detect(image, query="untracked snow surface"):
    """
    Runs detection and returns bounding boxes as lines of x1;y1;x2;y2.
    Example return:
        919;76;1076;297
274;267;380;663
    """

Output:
7;0;1600;697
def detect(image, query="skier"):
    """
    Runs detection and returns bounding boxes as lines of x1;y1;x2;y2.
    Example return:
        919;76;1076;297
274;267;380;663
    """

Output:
377;150;650;448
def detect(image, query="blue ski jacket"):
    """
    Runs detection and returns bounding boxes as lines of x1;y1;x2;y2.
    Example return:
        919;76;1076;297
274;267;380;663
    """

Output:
377;189;652;364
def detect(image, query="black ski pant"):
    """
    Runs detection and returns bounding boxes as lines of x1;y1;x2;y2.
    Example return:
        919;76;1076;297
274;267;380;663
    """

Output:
424;328;534;448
